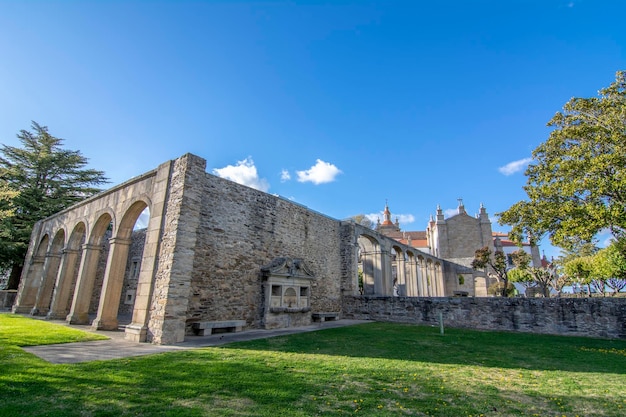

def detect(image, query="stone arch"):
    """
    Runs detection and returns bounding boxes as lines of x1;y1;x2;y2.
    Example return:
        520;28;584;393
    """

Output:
416;255;427;297
47;221;87;319
32;228;66;315
92;199;150;330
433;261;443;296
405;250;418;296
357;233;383;295
66;212;114;324
13;234;50;312
391;244;406;296
116;198;151;239
425;258;434;297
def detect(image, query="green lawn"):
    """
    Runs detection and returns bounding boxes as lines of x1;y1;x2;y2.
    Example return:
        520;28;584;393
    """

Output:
1;313;625;416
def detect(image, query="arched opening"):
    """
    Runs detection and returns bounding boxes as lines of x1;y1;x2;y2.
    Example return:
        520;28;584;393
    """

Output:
357;234;382;295
33;229;65;315
405;250;417;296
66;212;113;325
391;245;406;296
118;206;150;325
47;222;86;320
92;201;150;330
13;234;50;312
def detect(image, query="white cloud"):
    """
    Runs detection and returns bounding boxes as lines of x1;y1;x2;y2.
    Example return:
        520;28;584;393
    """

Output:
296;159;342;185
397;214;415;224
212;157;270;192
444;208;458;218
498;157;532;176
280;169;291;182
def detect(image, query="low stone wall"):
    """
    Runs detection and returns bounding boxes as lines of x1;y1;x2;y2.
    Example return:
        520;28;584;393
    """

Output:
0;290;17;310
342;296;626;339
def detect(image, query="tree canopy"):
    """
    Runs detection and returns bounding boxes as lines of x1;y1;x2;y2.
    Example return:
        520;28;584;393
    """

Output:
498;71;626;252
471;246;510;297
0;122;108;288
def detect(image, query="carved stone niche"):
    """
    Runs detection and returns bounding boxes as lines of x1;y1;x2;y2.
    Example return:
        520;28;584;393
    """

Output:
260;257;315;329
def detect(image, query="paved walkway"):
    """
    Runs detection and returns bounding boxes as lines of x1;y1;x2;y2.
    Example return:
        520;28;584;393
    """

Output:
23;319;369;364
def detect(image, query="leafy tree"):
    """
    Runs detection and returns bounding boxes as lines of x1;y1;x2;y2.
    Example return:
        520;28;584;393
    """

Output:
499;71;626;253
563;256;594;296
471;246;510;297
507;266;535;293
590;243;626;296
510;250;554;297
350;214;374;229
0;122;107;289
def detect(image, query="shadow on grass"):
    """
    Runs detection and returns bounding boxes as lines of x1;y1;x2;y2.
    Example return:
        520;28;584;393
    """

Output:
3;345;624;417
224;322;626;375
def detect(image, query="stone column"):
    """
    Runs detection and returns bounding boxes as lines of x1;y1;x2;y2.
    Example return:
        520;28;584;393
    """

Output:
395;253;406;296
66;244;102;324
406;258;417;296
125;160;173;343
145;154;205;344
12;256;45;314
31;251;63;315
380;248;394;296
47;248;81;320
436;264;444;296
417;259;428;297
373;249;384;295
424;262;432;297
92;237;132;330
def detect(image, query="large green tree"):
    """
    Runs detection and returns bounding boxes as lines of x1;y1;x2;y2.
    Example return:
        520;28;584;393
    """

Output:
589;243;626;296
509;250;557;297
471;246;511;297
499;71;626;253
0;122;107;289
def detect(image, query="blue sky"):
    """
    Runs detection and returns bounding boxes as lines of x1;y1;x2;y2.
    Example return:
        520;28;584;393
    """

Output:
1;1;624;259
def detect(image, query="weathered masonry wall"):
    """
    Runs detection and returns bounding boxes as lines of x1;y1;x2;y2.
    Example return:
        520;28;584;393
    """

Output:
342;296;626;339
10;152;503;345
186;171;344;333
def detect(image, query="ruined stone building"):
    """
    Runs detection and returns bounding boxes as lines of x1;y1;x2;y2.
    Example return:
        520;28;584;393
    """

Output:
12;154;502;344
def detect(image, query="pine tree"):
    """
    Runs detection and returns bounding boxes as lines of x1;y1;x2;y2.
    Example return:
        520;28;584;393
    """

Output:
0;122;107;289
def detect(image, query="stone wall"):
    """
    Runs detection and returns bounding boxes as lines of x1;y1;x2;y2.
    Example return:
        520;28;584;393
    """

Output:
186;172;344;333
342;296;626;339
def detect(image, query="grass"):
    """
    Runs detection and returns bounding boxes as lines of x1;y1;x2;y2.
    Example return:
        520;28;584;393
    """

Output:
1;313;625;416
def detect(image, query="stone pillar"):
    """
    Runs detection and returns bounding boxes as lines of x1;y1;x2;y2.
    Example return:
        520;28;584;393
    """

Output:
381;248;394;296
416;260;423;297
434;264;443;296
47;248;81;320
92;237;132;330
66;244;102;324
31;251;63;315
372;249;384;295
145;154;206;344
12;221;44;313
425;262;432;297
406;258;417;296
395;253;406;296
12;256;45;313
125;160;173;342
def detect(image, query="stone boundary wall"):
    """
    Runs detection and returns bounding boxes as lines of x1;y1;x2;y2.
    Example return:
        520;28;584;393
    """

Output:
342;296;626;339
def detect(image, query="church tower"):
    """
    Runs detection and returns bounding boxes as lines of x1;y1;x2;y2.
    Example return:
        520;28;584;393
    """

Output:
376;201;400;233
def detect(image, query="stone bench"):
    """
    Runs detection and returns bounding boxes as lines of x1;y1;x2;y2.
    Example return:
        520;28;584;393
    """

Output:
312;312;339;323
192;320;246;336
